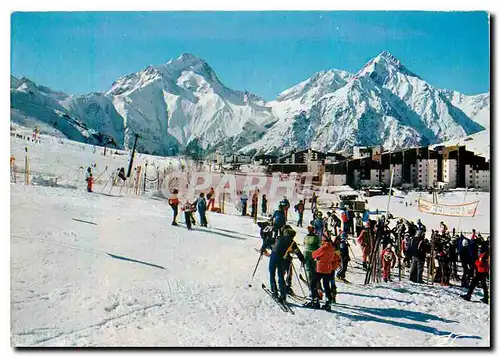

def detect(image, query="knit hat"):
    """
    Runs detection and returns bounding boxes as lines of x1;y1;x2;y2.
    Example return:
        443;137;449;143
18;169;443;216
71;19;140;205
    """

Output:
307;225;315;233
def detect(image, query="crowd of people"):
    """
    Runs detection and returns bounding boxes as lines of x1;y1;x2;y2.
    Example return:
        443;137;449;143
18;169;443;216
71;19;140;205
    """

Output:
166;188;490;308
255;197;490;309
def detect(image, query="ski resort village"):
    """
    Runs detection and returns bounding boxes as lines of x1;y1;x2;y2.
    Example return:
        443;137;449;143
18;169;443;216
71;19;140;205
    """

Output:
9;11;491;348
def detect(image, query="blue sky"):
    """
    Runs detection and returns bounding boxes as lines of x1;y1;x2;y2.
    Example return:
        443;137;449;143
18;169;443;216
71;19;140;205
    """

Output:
11;11;490;100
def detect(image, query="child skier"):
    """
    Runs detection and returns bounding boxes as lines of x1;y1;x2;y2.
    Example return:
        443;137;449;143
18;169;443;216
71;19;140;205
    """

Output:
182;200;194;231
381;244;397;282
85;167;93;193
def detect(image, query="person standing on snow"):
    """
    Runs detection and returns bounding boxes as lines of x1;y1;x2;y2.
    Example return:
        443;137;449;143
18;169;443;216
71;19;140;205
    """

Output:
461;242;489;304
240;192;248;216
206;187;215;211
251;191;259;218
381;244;397;282
347;206;355;235
295;200;305;227
272;204;286;238
85;167;93;193
168;189;180;226
304;235;341;311
458;234;473;288
313;211;325;240
310;192;318;212
261;194;268;215
357;222;372;270
340;208;349;235
355;212;363;237
182;200;194;231
268;226;304;303
303;226;322;287
336;234;350;282
409;231;427;283
281;196;290;222
197;192;208;227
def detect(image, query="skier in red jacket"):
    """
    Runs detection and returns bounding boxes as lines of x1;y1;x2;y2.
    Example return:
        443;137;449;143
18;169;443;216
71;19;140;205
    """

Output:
461;243;489;304
381;244;397;282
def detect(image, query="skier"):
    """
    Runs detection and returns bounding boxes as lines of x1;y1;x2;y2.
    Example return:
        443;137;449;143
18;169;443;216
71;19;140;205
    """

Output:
303;225;321;287
461;242;489;304
272;204;286;239
268;226;304;303
281;196;290;222
409;231;427;283
258;219;275;254
311;192;318;213
240;192;248;216
182;200;194;231
251;191;259;218
197;192;208;227
85;167;93;193
313;211;325;240
168;189;180;225
206;187;215;211
336;234;350;282
340;208;349;235
355;212;363;237
458;234;473;288
357;222;372;270
295;200;305;227
305;235;341;310
261;194;268;215
381;244;397;282
347;206;355;235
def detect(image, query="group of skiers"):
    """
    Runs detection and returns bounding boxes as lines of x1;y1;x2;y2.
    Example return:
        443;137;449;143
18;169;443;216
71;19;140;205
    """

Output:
355;215;490;303
257;202;356;311
167;187;216;230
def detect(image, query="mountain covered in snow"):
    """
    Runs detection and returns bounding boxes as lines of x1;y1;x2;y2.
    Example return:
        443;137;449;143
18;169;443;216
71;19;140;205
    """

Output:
241;51;488;156
11;51;489;156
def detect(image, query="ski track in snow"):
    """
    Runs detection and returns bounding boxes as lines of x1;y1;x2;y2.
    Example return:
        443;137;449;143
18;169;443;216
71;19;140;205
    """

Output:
10;136;490;347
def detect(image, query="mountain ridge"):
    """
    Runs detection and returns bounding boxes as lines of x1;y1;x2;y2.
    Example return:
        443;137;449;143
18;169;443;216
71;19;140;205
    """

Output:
10;51;489;156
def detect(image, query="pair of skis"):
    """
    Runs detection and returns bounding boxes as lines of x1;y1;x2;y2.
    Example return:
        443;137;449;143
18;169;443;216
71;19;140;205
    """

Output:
261;284;295;314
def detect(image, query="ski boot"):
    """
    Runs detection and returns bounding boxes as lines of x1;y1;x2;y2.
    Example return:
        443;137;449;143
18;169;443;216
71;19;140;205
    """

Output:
321;301;331;312
172;221;178;226
303;299;320;309
460;294;471;301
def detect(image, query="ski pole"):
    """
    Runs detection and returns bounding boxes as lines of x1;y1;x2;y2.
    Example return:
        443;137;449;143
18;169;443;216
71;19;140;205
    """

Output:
291;262;306;297
248;252;264;288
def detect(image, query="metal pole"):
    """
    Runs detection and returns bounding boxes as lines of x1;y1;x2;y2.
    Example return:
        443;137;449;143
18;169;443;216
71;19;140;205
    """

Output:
126;133;139;178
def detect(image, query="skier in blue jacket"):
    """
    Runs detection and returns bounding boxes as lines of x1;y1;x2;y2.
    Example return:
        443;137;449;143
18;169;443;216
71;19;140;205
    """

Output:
272;204;286;238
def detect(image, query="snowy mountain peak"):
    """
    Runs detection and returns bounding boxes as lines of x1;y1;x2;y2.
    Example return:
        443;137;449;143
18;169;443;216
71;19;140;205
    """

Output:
357;50;420;85
276;69;353;103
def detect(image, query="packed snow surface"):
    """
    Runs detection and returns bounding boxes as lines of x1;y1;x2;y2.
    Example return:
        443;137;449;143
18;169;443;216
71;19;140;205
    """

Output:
10;134;490;347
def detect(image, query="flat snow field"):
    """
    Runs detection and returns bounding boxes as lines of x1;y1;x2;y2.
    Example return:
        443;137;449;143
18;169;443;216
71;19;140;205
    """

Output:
10;134;490;347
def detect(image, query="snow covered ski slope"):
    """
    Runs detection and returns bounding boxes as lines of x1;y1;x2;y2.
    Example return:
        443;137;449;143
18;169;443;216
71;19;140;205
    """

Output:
10;134;490;347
